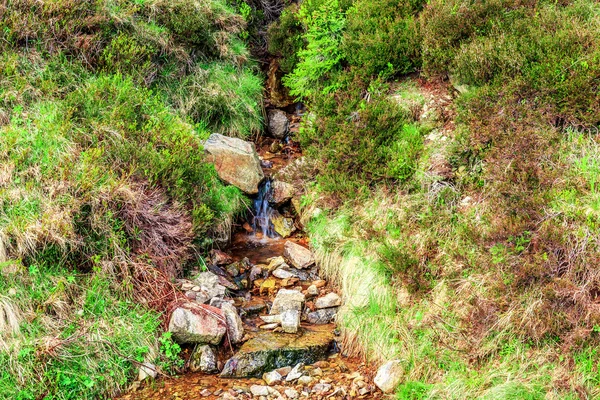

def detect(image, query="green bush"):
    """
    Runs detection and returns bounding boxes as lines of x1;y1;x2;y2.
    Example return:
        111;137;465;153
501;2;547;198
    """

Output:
267;4;305;74
343;0;423;77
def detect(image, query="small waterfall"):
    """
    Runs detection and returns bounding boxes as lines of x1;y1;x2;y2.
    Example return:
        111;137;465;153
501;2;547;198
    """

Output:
252;179;276;238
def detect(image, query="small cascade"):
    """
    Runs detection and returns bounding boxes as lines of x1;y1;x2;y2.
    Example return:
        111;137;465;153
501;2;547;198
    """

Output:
252;179;277;238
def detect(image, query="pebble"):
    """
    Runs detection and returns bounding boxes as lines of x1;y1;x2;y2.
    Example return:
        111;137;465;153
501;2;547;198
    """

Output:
284;388;299;399
250;385;270;396
312;383;332;394
260;323;279;330
263;370;282;385
297;375;313;385
306;285;319;297
286;363;304;382
277;366;292;377
312;280;327;288
200;389;212;397
315;292;342;309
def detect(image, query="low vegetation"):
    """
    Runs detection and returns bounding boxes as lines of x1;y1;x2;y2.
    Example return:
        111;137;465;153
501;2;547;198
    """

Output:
0;1;258;398
270;0;600;397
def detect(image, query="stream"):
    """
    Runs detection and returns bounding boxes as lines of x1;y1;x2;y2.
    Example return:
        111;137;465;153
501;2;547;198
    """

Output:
117;95;382;399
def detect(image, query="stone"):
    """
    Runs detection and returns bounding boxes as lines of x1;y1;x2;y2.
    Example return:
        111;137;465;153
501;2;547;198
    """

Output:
312;383;332;394
270;289;305;315
250;265;264;282
286;363;304;381
260;315;281;324
220;302;244;344
267;256;287;272
269;180;295;205
297;375;313;385
189;345;218;373
250;385;270;396
262;370;282;385
272;267;297;280
284;242;315;269
311;367;323;376
374;360;404;393
210;249;233;265
312;280;327;288
284;389;299;399
185;291;197;300
193;271;227;300
315;293;342;309
271;212;296;238
306;308;337;325
168;304;226;344
137;362;157;381
204;133;264;194
268;109;289;139
276;366;292;377
220;330;333;378
307;285;319;297
200;388;212;397
267;59;294;108
226;263;240;277
280;309;300;334
260;323;279;330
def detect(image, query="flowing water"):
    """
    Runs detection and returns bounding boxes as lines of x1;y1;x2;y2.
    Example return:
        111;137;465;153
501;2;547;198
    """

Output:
252;179;277;239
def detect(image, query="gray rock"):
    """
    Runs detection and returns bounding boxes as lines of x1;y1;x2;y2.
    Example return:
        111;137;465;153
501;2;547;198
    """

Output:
268;109;289;139
269;180;295;205
374;360;404;393
307;285;319;297
137;362;156;381
306;308;337;325
204;133;264;194
220;330;333;378
189;345;218;373
284;242;315;269
262;370;282;385
285;363;304;382
193;271;226;300
284;388;299;399
280;309;300;334
250;385;270;396
220;302;244;344
168;304;226;344
315;293;342;309
266;256;287;272
260;315;281;324
270;289;305;315
272;267;297;280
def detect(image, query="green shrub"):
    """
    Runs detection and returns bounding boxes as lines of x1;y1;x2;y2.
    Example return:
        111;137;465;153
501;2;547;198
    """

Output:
343;0;423;77
282;0;346;99
267;4;305;74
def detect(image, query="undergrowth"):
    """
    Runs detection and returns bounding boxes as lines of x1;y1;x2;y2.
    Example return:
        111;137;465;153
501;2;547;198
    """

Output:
0;0;257;398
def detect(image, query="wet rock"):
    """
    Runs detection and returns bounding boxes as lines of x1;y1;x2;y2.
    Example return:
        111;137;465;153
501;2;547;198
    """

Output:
374;360;403;393
280;309;300;334
137;362;156;381
268;109;289;139
271;212;296;238
263;369;282;385
267;256;287;272
210;249;233;265
226;263;240;277
284;242;315;269
220;302;244;344
220;330;333;378
204;133;264;195
286;363;304;381
242;300;266;316
269;180;295;205
315;293;342;309
189;345;218;373
193;271;226;300
270;289;305;315
250;385;270;396
306;308;337;325
168;304;226;344
272;267;297;280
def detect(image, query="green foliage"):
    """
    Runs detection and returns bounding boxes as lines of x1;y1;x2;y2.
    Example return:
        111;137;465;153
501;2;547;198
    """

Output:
164;62;263;138
267;4;305;74
343;0;423;77
282;0;346;99
158;332;184;374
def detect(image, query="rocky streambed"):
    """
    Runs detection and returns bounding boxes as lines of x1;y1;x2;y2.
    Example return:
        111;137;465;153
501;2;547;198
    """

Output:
117;103;400;399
